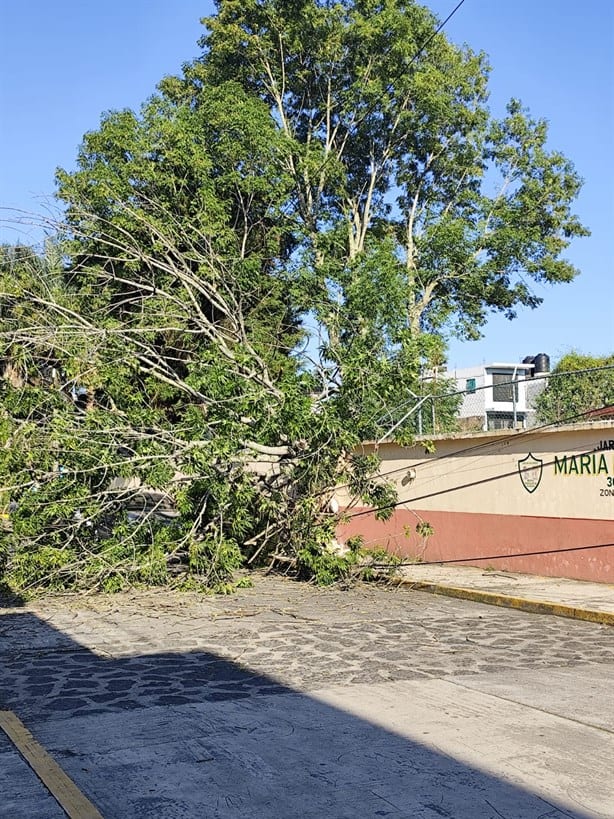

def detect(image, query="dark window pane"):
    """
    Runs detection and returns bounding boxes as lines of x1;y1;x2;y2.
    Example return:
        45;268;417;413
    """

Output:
492;373;518;402
487;413;515;430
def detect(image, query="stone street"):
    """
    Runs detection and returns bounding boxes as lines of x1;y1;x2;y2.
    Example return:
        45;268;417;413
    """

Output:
1;576;613;818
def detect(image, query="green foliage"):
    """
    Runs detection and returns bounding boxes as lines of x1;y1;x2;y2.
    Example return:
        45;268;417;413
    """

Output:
199;0;587;341
535;353;614;425
9;546;77;592
415;521;435;539
0;1;588;593
296;538;400;586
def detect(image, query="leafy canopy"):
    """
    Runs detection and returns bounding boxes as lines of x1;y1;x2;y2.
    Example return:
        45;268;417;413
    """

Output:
535;353;614;425
193;0;588;339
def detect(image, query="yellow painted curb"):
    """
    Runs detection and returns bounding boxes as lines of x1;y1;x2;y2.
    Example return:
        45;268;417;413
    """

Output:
395;580;614;626
0;710;103;819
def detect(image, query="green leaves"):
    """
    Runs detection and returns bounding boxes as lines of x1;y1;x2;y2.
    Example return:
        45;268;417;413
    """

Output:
0;1;590;595
196;0;588;430
536;353;614;425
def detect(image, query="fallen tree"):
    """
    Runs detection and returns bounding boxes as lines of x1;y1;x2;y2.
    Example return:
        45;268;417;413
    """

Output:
0;226;397;593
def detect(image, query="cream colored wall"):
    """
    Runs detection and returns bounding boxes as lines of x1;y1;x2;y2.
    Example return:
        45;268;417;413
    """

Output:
337;422;614;521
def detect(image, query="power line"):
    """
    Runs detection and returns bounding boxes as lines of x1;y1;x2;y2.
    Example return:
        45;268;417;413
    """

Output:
331;398;614;503
369;541;614;568
379;0;468;99
405;0;467;71
345;454;561;519
298;0;470;192
338;406;613;570
375;364;614;436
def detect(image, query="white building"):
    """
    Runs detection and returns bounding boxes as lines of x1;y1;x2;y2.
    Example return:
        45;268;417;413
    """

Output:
439;357;549;431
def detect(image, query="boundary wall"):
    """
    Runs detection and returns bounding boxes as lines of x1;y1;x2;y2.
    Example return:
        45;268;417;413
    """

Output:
336;422;614;583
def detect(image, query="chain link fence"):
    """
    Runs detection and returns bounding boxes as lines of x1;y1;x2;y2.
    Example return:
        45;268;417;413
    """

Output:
379;365;614;439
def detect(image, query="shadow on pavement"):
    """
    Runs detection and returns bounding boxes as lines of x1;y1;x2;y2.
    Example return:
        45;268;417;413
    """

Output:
0;582;25;608
0;610;590;819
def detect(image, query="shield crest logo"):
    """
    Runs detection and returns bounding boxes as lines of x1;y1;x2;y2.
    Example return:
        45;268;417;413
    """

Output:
518;452;543;493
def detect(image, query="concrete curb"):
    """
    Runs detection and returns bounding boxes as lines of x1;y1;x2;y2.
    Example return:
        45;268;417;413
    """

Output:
395;579;614;626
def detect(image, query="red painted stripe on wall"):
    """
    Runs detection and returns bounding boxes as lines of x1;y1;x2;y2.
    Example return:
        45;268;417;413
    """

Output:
338;509;614;583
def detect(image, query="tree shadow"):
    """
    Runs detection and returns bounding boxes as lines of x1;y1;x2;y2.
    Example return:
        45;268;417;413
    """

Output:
0;610;593;819
0;581;25;608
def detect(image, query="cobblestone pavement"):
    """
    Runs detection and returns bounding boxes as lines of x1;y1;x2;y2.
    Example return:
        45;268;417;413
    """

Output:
2;575;613;723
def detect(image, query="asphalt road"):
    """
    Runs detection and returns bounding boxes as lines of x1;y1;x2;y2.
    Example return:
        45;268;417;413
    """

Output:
1;577;613;818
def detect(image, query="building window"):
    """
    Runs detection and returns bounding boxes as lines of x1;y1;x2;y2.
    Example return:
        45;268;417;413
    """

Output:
491;373;519;403
487;412;525;430
465;378;476;393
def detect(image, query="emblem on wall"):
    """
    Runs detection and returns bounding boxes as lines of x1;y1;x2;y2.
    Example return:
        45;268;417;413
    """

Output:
518;452;543;493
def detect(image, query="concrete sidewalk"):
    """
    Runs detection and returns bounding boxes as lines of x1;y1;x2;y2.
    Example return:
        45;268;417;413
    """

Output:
397;564;614;625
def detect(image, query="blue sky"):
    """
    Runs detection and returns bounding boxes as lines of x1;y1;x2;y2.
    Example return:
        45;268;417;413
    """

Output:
1;0;612;368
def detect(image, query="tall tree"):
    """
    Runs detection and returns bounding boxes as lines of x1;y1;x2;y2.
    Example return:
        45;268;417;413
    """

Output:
191;0;587;342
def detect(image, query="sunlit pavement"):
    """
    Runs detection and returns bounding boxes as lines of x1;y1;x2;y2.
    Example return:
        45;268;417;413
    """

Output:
1;576;613;818
398;564;614;623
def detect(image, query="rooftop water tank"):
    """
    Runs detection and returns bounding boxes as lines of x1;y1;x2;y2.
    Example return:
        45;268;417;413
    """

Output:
533;353;550;374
